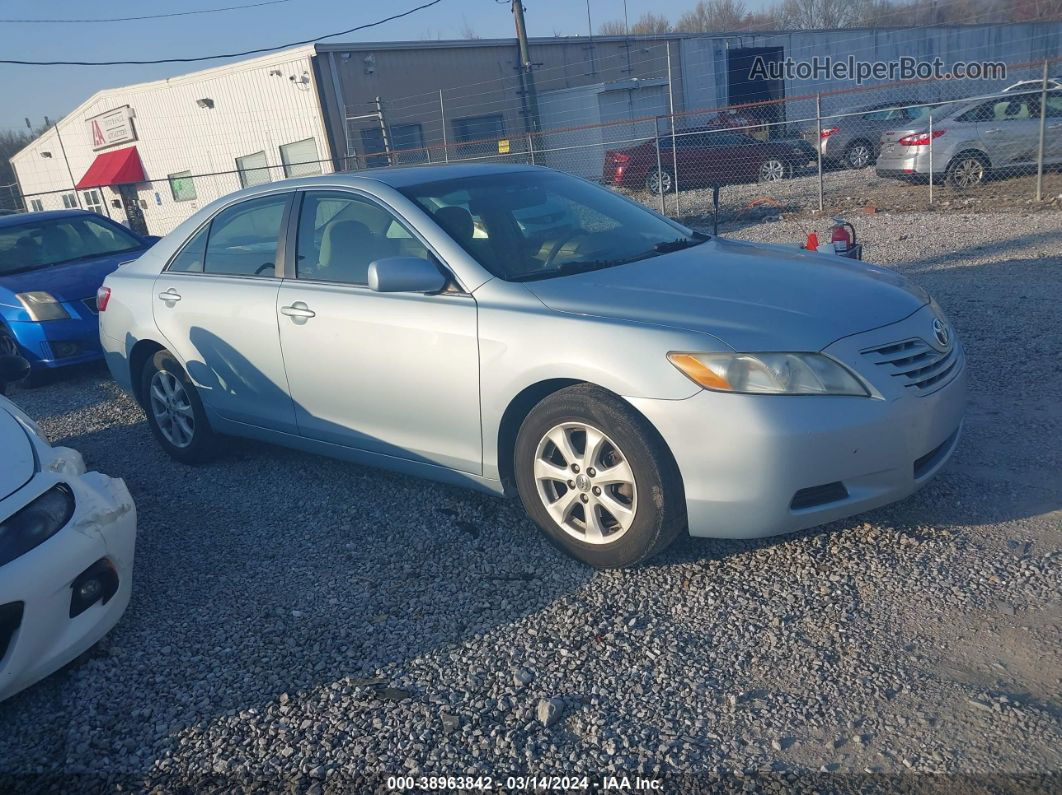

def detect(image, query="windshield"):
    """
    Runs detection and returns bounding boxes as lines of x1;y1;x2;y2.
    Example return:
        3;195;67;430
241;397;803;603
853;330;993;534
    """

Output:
0;215;142;275
400;170;705;281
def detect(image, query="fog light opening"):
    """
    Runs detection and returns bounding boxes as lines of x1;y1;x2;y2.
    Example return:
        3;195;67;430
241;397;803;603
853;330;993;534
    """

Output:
70;559;119;618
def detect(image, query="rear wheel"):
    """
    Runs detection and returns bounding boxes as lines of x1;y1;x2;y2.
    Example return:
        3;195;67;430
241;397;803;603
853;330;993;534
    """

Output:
140;350;219;464
758;157;792;182
945;152;987;188
645;167;673;195
514;385;685;568
844;141;873;169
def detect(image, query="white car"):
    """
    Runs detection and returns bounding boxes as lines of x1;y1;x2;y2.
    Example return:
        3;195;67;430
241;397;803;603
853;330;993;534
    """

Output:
0;357;136;703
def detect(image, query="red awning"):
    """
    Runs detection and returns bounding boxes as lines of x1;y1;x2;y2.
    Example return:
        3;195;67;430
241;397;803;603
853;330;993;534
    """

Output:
75;146;147;190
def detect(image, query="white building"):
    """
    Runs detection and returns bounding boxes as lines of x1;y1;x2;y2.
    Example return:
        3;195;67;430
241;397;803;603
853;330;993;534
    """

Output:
11;46;333;235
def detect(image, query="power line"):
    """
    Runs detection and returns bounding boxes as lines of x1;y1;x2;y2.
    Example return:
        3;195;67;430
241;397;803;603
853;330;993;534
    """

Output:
0;0;445;66
1;0;296;24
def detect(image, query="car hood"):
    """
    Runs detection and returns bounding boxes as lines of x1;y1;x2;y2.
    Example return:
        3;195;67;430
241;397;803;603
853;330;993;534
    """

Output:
523;237;929;351
0;396;35;501
0;249;144;306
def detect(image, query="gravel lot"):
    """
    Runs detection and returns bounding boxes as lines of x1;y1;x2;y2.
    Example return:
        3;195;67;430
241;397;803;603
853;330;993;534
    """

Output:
0;209;1059;789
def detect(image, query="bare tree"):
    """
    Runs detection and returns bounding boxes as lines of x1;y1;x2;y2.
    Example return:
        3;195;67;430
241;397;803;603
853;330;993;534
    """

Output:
598;19;629;35
458;17;480;39
630;12;672;33
675;0;749;31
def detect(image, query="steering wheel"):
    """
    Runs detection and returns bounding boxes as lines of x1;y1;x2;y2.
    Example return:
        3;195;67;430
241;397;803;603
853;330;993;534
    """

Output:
543;230;593;269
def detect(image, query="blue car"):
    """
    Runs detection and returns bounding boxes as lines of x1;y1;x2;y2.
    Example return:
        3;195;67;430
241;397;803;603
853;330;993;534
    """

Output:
0;210;157;377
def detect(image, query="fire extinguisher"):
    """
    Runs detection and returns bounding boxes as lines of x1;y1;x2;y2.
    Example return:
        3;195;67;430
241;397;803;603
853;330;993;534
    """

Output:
830;216;856;254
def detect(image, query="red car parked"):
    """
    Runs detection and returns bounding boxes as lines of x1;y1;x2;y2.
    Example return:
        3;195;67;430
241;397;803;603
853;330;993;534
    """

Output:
603;129;817;194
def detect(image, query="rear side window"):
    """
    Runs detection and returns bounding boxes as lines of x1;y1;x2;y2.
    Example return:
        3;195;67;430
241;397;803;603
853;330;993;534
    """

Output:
168;224;209;273
204;195;288;277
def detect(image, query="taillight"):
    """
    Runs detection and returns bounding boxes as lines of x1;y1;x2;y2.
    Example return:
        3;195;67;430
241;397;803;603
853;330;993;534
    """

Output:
609;152;630;164
96;286;111;312
898;130;946;146
820;127;839;139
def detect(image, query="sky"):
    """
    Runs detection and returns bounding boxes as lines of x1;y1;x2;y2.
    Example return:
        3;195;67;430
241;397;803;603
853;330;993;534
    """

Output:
0;0;772;133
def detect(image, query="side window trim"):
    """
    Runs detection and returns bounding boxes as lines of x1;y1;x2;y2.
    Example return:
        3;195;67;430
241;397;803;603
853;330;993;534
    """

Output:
287;187;467;294
163;191;295;278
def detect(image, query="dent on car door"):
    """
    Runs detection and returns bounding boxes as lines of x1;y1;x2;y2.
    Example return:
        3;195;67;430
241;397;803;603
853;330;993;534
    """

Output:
151;192;298;433
276;190;482;474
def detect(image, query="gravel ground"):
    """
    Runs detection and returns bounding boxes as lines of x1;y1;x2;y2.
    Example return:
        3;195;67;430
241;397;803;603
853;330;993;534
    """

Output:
0;209;1059;790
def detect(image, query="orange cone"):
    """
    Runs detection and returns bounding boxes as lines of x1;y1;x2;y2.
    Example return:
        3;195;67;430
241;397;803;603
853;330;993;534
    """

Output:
804;232;819;251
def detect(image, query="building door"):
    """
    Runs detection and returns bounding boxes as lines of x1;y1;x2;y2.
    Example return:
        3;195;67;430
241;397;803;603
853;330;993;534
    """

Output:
117;184;149;236
727;47;786;139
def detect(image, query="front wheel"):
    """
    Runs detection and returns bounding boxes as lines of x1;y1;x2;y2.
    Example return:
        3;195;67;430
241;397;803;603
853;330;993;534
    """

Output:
758;158;792;182
140;350;219;464
514;385;686;568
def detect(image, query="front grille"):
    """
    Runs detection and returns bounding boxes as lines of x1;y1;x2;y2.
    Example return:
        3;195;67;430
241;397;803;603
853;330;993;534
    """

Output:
0;602;24;662
861;338;960;395
81;297;99;315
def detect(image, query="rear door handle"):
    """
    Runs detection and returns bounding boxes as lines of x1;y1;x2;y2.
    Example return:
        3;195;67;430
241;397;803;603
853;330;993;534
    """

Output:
157;288;181;302
280;302;315;319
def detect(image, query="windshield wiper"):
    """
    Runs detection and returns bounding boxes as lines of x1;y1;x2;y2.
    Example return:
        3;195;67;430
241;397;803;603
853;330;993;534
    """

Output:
653;233;709;253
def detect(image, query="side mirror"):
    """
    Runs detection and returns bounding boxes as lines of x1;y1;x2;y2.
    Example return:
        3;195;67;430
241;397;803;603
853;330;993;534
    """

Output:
368;257;447;294
0;355;31;393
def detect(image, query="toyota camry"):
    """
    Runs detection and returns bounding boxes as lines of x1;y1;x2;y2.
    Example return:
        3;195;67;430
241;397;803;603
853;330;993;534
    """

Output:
99;165;965;568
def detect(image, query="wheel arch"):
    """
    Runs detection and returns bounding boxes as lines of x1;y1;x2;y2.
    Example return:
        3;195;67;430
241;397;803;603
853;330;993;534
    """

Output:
947;147;991;170
494;378;684;498
128;338;166;406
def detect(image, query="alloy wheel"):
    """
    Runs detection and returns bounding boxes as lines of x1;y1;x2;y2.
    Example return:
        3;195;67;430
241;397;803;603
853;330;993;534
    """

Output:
949;157;985;188
759;158;787;182
847;144;871;169
533;422;638;545
149;370;195;448
647;169;672;194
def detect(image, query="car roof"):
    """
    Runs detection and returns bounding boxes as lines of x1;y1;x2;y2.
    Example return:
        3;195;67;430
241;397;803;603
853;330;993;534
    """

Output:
331;162;536;189
0;208;96;229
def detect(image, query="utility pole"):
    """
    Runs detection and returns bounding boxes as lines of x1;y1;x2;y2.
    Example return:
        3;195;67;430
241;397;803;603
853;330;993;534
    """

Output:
511;1;541;134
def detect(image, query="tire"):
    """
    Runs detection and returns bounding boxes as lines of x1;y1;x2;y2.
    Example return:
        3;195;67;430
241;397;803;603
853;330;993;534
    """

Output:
945;152;988;189
139;350;219;464
645;167;673;195
0;325;18;359
844;140;873;169
758;157;792;182
513;384;686;568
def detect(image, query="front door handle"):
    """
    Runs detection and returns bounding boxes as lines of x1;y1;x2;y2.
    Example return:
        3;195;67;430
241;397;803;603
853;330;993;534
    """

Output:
157;288;181;303
280;302;315;319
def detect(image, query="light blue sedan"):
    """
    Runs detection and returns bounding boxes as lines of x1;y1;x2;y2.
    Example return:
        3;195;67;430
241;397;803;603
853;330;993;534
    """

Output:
99;165;965;568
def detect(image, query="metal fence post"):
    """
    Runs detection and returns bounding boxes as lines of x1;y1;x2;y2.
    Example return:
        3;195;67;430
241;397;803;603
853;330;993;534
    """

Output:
928;114;934;206
439;89;449;164
1036;60;1048;202
654;115;666;215
527;133;535;165
815;93;824;212
666;40;680;214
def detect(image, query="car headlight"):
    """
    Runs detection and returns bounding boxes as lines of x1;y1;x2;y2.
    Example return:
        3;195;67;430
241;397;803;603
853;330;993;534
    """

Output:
668;352;869;396
16;291;70;322
0;484;75;567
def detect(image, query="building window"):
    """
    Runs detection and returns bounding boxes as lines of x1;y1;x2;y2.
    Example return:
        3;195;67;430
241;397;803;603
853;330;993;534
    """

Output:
390;123;427;164
61;193;77;208
30;199;44;212
236;151;272;188
359;127;390;169
168;171;197;202
279;138;322;178
453;114;505;157
83;189;104;215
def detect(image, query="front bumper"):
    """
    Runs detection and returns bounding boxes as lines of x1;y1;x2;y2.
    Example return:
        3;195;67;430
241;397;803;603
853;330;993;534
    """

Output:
0;454;136;703
6;311;104;370
627;309;966;539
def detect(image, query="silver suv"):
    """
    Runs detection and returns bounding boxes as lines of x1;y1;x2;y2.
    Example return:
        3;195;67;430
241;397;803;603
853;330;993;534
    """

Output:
876;90;1062;187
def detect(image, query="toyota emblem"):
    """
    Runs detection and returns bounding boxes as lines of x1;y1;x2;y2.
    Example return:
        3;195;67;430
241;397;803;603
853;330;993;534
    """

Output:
932;318;950;348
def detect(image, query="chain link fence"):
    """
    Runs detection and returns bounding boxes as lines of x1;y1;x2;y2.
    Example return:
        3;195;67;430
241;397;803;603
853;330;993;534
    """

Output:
12;57;1060;235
